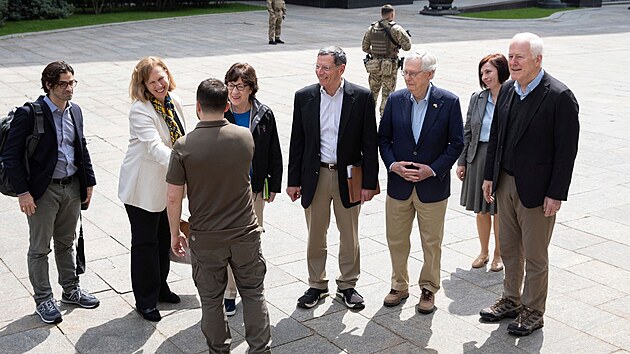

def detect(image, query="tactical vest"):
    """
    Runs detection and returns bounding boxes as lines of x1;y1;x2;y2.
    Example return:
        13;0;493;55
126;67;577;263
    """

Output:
369;21;398;59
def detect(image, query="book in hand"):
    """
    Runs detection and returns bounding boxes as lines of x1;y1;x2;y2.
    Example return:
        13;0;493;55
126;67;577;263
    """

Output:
346;164;380;203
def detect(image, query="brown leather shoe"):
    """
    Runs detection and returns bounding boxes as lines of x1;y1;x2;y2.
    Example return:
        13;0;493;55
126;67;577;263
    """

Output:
472;255;489;268
383;289;409;307
417;288;435;314
490;259;504;272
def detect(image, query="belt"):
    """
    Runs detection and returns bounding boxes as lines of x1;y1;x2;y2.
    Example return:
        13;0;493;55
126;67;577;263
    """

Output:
320;162;337;170
51;175;74;185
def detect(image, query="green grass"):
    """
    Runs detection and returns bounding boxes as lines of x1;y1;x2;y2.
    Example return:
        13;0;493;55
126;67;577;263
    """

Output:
458;7;577;19
0;3;264;37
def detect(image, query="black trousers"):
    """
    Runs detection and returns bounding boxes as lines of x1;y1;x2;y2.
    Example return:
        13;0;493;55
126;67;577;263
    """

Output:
125;204;171;309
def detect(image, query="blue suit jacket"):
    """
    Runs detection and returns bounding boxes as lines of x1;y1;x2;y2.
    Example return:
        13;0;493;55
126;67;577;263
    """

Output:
3;95;96;201
378;86;464;202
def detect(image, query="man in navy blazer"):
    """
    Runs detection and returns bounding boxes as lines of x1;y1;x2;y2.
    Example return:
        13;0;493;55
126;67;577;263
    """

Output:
480;33;579;336
287;46;379;310
3;61;98;324
378;50;463;314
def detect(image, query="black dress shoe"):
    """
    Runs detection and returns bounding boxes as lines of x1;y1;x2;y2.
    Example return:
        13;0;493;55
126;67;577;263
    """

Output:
137;307;161;322
268;40;277;45
275;38;285;44
159;292;181;304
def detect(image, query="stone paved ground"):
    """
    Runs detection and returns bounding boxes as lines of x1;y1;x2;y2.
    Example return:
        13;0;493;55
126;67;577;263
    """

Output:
0;1;629;353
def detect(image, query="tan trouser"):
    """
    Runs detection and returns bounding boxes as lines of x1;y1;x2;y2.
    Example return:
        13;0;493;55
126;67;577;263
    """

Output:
305;167;361;290
225;191;265;299
496;171;555;313
385;189;447;294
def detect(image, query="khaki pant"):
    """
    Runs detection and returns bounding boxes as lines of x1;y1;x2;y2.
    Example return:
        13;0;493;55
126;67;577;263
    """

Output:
192;235;271;353
385;189;447;294
496;171;555;313
305;167;361;290
225;191;265;299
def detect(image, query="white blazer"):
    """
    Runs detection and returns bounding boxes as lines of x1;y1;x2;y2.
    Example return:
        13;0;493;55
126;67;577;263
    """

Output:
118;93;186;212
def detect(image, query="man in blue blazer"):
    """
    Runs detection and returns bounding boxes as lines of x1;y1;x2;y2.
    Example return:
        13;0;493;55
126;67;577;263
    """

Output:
287;46;379;310
3;61;98;324
378;50;463;314
480;33;579;336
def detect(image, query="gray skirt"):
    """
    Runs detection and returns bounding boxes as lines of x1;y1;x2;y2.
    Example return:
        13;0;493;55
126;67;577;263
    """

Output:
459;142;497;215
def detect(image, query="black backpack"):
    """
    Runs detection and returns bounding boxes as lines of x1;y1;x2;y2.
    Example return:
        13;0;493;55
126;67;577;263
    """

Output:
0;102;45;197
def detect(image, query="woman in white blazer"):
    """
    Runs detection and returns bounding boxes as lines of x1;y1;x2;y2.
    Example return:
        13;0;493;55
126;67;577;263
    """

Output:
118;57;186;322
456;54;509;272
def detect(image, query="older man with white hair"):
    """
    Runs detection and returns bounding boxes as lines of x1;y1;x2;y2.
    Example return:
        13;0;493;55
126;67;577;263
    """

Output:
479;32;579;336
378;50;464;314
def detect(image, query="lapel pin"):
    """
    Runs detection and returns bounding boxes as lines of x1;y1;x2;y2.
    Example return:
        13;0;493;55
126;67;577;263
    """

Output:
432;103;438;109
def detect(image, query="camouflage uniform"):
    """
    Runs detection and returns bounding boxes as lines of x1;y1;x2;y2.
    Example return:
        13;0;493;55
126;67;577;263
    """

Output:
268;0;286;41
362;20;411;115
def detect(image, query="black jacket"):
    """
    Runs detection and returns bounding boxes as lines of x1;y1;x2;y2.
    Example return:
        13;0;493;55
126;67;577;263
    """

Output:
484;73;579;208
288;81;378;209
225;98;283;194
3;95;96;201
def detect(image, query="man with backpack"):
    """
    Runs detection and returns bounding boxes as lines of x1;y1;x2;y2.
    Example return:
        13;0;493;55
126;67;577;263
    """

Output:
2;61;98;324
362;4;412;116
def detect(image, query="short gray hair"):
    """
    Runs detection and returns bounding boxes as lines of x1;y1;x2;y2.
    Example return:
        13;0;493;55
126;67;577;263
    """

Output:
404;50;437;73
318;46;347;65
512;32;544;58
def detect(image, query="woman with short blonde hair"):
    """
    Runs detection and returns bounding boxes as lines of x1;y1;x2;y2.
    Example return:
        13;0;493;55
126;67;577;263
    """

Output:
119;56;186;322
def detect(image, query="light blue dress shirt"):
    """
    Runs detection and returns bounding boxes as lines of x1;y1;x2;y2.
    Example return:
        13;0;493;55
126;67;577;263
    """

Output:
514;69;545;100
479;93;494;143
44;96;77;179
411;84;432;143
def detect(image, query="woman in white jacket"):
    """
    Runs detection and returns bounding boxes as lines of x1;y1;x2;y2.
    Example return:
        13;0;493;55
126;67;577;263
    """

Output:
118;57;186;322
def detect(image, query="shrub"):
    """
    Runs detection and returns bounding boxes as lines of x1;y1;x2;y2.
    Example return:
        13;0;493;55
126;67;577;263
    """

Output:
0;0;8;26
7;0;73;20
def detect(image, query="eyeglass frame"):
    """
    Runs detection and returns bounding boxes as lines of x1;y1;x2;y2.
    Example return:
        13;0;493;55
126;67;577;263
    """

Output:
401;70;424;79
313;63;341;72
227;83;249;92
56;80;78;89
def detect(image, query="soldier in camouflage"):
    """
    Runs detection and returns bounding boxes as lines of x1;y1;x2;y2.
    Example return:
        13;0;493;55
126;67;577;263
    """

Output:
362;4;412;116
268;0;287;45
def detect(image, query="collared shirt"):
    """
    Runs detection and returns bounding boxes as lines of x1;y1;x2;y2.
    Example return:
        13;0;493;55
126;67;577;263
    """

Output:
479;92;494;142
514;69;545;100
319;79;345;164
410;84;432;143
44;95;77;179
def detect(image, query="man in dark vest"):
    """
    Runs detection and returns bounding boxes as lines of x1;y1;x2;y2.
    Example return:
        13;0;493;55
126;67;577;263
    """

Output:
362;4;411;116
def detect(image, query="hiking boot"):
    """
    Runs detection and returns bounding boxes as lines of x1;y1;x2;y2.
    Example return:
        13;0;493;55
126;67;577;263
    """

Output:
336;288;365;310
61;286;100;309
268;40;277;45
275;38;285;44
417;288;435;314
479;298;523;322
35;298;62;324
507;307;544;336
297;287;328;308
225;298;236;316
383;288;409;307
